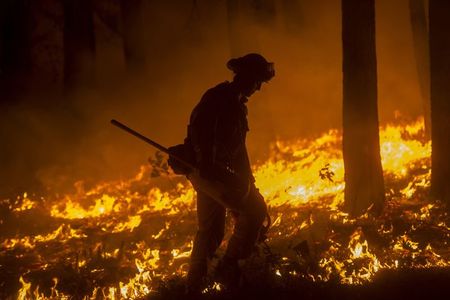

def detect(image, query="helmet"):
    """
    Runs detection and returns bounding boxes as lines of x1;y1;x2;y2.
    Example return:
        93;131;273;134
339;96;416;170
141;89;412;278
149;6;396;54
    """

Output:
227;53;275;82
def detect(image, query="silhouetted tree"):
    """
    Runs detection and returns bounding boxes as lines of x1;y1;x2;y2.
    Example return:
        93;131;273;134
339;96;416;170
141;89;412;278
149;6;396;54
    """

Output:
120;0;146;72
63;0;95;92
429;0;450;207
342;0;385;216
0;0;32;103
409;0;431;138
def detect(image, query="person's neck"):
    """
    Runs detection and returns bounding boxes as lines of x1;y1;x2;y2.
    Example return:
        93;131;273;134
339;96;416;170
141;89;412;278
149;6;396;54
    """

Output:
229;80;246;102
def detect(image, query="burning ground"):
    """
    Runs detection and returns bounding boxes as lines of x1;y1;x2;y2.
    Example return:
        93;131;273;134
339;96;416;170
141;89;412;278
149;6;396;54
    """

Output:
1;118;449;299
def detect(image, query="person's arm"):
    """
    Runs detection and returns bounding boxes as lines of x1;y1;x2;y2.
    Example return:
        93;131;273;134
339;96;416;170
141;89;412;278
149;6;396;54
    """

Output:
191;101;221;179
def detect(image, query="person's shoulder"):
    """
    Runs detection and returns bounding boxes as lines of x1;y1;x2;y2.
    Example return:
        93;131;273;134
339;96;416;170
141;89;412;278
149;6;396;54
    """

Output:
202;81;232;100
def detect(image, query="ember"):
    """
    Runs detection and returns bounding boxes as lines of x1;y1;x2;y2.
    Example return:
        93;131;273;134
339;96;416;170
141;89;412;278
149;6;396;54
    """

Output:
1;118;449;299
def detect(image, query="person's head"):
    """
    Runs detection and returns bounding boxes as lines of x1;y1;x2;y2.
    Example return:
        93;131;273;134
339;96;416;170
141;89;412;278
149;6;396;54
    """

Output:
227;53;275;98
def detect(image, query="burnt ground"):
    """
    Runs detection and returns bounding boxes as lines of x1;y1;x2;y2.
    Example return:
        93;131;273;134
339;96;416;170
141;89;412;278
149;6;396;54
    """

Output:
151;267;450;300
1;154;449;299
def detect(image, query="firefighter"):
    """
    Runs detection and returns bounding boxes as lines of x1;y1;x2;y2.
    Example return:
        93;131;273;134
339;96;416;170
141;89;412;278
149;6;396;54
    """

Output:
185;53;275;292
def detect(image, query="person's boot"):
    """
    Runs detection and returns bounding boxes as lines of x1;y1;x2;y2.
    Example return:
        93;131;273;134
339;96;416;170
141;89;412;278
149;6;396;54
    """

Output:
214;256;241;290
186;262;207;296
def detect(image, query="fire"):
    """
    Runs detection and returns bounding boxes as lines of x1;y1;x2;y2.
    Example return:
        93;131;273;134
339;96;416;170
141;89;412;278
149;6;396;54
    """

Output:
13;193;38;212
2;224;86;250
112;215;142;233
51;194;122;219
255;129;345;207
2;117;449;298
255;118;430;209
317;227;382;284
17;277;31;300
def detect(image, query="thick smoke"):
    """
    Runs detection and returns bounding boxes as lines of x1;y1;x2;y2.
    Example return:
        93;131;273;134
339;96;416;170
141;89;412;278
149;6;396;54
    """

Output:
0;0;424;195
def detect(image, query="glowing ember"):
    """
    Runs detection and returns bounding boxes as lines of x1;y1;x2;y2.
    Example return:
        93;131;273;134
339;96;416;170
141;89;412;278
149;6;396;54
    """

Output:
1;118;449;298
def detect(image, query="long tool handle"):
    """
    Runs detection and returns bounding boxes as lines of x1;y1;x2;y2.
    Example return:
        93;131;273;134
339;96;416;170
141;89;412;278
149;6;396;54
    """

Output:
110;119;196;170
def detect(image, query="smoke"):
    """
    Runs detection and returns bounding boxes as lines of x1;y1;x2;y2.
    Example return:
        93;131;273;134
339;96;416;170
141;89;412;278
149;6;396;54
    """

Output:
376;0;424;120
0;0;425;195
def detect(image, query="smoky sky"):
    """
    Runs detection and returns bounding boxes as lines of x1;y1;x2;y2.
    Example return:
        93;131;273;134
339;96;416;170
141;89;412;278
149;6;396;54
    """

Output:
0;0;425;195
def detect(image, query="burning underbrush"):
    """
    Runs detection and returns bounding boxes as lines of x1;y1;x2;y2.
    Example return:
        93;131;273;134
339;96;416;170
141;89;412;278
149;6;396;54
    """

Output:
1;118;449;299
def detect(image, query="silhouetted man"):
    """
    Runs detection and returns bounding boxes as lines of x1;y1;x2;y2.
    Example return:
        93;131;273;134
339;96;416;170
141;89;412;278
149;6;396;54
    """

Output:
185;53;275;292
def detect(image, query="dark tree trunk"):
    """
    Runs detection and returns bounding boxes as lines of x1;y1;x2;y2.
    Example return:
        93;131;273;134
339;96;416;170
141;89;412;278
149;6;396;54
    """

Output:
0;0;32;103
409;0;431;138
63;0;95;92
342;0;385;216
120;0;146;72
429;0;450;207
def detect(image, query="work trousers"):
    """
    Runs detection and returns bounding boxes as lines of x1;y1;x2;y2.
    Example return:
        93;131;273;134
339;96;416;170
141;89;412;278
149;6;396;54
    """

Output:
190;185;267;269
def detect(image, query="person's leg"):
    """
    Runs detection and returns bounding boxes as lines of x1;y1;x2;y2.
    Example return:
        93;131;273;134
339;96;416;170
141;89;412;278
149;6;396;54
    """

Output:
188;191;226;289
224;187;267;261
217;187;267;287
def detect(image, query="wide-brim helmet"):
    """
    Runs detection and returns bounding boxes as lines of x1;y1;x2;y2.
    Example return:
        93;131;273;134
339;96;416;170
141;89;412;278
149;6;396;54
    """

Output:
227;53;275;82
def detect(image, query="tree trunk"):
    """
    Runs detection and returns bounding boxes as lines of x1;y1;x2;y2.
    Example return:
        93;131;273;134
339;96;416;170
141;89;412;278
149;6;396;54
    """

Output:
0;0;32;103
342;0;385;216
63;0;95;92
120;0;146;72
409;0;431;138
429;0;450;207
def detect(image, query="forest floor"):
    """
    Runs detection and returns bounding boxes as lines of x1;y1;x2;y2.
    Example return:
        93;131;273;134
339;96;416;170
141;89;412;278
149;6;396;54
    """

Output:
1;121;449;299
151;267;450;300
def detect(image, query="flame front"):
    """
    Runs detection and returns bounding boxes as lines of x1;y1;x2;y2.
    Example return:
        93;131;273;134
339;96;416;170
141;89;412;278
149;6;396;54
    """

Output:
2;118;449;299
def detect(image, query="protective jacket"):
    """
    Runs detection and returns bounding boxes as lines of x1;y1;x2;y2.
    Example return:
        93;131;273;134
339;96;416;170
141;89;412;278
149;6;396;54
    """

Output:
186;81;254;185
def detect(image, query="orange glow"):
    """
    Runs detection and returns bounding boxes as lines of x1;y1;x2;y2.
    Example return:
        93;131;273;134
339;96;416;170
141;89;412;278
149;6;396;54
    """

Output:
4;118;449;297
